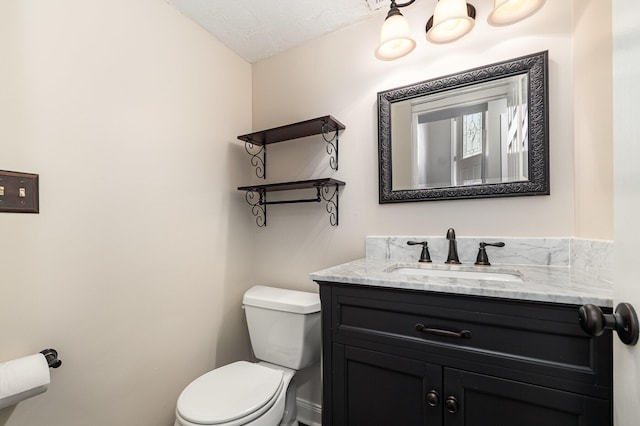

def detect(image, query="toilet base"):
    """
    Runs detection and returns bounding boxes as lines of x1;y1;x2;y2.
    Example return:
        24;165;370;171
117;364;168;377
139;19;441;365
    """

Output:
279;379;297;426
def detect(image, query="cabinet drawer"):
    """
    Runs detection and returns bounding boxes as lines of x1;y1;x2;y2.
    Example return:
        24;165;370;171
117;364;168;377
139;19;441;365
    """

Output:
328;284;611;396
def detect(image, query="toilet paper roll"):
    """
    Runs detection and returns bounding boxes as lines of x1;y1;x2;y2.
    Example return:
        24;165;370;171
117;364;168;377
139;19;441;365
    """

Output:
0;353;50;410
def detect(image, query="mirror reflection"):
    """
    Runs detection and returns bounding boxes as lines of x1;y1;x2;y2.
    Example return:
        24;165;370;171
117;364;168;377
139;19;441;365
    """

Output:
391;74;529;191
378;51;549;203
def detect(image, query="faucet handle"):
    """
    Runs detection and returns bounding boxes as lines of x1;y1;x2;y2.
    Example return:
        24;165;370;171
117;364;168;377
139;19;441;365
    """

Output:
475;242;505;266
407;241;432;263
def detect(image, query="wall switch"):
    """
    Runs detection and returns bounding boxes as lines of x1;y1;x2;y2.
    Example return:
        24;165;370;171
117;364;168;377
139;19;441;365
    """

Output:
0;170;39;213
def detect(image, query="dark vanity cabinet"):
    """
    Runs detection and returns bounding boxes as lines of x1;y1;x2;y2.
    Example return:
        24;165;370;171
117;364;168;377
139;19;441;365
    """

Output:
317;282;612;426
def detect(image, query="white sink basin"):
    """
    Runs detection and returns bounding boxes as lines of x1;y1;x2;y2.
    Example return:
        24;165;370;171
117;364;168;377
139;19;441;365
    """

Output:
387;266;524;283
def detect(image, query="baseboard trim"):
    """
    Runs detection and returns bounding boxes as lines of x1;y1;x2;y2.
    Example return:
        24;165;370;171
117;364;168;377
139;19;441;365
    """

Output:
296;397;322;426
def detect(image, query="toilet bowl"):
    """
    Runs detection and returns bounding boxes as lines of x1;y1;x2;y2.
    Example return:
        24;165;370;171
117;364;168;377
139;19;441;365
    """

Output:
175;286;321;426
175;362;296;426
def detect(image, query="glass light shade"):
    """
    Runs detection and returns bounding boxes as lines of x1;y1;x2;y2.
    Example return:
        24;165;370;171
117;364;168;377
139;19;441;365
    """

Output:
426;0;475;44
488;0;546;27
375;14;417;61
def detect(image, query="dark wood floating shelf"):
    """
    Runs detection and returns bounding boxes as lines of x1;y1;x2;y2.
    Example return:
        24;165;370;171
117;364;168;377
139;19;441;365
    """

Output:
238;115;345;179
238;178;345;193
238;178;345;227
238;116;345;146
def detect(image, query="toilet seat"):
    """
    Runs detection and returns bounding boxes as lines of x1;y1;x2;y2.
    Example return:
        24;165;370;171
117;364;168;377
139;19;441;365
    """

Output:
176;361;284;425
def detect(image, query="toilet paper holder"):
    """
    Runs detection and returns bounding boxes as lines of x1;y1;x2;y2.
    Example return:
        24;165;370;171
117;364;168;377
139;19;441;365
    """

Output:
39;348;62;369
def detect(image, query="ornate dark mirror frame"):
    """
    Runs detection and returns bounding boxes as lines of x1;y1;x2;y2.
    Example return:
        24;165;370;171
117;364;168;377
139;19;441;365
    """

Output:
377;51;549;203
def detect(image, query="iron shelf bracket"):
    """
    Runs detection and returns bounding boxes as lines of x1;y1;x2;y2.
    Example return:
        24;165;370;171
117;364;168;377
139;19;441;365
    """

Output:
321;183;340;226
244;140;266;179
321;120;339;171
238;178;345;227
245;189;266;227
237;116;345;180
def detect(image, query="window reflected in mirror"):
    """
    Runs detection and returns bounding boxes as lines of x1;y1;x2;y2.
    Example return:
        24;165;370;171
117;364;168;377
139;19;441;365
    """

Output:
391;74;529;191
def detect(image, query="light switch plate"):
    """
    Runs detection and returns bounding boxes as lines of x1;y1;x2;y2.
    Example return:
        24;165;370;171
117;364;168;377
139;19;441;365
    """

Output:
0;170;39;213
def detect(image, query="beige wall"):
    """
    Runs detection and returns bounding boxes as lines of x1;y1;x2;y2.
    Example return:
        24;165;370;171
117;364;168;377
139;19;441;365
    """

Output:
250;0;612;408
573;0;614;239
0;1;252;425
0;0;615;424
251;1;576;289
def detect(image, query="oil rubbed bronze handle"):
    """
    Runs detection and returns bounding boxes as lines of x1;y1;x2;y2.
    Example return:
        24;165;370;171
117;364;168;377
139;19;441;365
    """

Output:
415;323;472;339
426;390;439;407
578;303;639;345
445;396;459;413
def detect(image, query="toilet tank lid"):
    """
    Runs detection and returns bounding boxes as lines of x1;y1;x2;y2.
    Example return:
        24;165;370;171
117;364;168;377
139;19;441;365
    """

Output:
243;286;320;314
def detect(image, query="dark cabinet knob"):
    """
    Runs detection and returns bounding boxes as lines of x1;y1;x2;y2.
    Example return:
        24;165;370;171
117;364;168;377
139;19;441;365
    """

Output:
578;303;607;336
426;390;439;407
578;303;639;346
445;395;459;413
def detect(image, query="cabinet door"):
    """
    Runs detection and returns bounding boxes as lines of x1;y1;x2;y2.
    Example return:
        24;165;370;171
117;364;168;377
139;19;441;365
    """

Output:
443;368;610;426
332;344;442;426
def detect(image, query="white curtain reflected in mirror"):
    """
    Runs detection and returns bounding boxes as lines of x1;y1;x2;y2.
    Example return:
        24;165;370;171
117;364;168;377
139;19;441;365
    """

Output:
391;74;529;191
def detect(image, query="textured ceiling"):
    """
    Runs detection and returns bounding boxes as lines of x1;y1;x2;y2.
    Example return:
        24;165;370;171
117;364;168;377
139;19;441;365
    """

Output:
164;0;385;63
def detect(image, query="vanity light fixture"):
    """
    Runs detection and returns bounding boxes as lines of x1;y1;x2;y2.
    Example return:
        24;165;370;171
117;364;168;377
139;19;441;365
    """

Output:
487;0;546;27
375;0;546;60
375;0;418;61
426;0;476;44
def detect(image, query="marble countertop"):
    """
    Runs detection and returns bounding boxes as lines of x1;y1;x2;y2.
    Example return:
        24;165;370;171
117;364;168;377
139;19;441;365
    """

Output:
310;258;613;307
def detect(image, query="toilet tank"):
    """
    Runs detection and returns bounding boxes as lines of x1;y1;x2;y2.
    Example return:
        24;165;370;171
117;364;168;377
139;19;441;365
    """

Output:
243;286;321;370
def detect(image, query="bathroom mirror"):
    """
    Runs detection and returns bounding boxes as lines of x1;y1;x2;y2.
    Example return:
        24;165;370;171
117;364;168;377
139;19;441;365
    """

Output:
378;51;549;203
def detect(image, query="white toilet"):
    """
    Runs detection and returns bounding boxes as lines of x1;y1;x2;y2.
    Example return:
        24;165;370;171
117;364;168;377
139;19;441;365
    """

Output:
175;286;321;426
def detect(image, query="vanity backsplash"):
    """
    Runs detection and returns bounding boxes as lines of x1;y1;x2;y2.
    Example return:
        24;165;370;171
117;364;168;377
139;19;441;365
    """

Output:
366;236;613;283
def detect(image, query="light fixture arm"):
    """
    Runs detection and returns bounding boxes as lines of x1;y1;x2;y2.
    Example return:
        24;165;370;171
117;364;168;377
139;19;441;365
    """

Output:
391;0;416;9
386;0;417;19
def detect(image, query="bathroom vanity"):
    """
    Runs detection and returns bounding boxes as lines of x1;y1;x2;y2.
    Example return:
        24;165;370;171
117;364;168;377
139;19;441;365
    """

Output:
311;237;613;426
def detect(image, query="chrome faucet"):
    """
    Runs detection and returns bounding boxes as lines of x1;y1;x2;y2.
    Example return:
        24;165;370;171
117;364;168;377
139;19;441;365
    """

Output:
445;228;461;264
